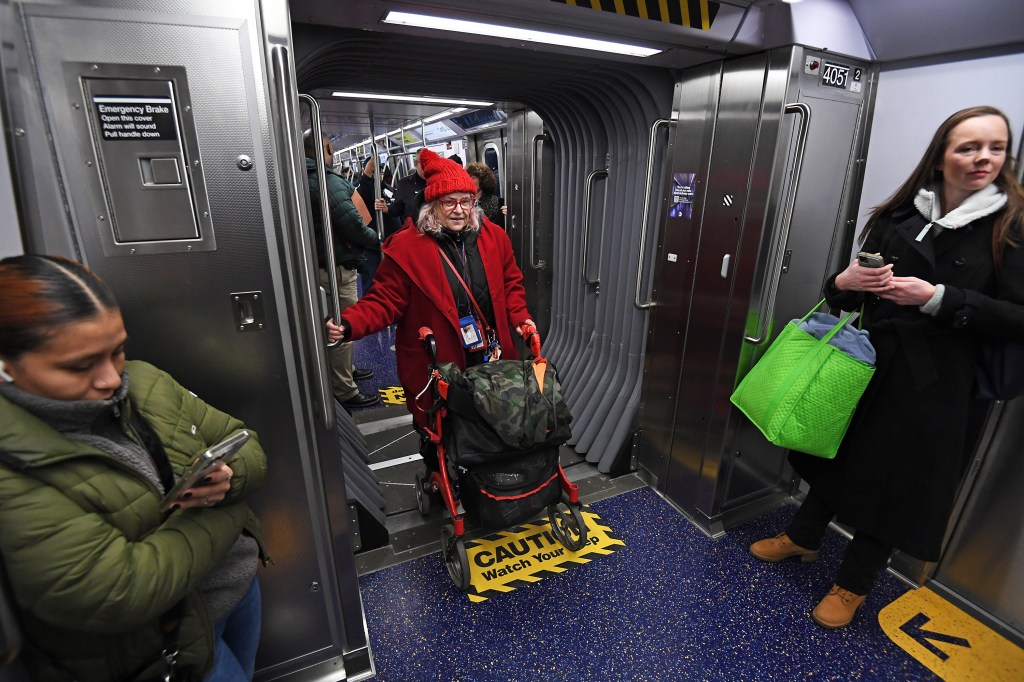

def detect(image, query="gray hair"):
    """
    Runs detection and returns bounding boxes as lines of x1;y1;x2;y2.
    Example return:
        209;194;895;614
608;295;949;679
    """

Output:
416;199;481;235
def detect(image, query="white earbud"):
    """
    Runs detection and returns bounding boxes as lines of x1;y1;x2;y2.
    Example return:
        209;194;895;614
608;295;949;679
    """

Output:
0;360;12;382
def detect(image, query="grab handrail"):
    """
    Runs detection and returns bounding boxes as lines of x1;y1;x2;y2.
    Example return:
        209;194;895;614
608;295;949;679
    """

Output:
298;94;341;350
270;46;333;429
634;118;673;309
502;140;509;202
529;133;549;269
745;102;812;344
368;111;384;240
580;168;609;288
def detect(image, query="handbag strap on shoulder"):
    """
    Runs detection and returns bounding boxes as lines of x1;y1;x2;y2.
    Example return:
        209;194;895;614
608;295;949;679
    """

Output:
437;246;494;337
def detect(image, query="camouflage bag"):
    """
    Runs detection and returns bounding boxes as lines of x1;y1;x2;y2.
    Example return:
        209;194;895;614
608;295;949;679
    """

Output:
438;359;572;451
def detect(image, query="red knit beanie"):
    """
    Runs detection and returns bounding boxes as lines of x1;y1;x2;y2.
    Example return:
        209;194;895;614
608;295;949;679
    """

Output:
420;148;477;202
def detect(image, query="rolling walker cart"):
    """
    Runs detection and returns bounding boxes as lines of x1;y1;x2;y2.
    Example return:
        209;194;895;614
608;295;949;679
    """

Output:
414;324;588;591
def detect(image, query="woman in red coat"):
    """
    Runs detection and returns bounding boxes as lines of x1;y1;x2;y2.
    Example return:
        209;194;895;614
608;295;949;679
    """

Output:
327;149;534;446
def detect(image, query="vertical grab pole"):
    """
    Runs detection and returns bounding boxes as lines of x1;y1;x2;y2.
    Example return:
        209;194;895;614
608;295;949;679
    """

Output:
744;102;812;344
634;118;673;309
580;168;609;289
369;111;384;239
529;133;549;269
399;121;409;178
269;47;333;429
499;138;507;201
298;94;341;349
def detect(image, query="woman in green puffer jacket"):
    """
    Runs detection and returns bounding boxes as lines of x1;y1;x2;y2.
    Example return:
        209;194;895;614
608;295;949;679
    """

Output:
0;255;268;681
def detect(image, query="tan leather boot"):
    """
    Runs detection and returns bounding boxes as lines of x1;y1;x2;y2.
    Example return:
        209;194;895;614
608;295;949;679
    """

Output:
749;532;819;562
812;584;867;629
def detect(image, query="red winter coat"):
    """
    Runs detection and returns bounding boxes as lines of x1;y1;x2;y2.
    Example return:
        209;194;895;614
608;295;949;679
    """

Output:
343;218;533;427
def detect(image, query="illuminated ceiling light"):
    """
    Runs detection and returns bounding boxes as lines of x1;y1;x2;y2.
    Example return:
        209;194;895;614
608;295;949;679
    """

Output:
782;0;802;3
383;11;661;58
424;107;467;124
331;90;493;107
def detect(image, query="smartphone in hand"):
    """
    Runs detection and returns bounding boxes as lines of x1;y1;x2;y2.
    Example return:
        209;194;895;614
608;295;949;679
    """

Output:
160;430;250;512
857;251;885;268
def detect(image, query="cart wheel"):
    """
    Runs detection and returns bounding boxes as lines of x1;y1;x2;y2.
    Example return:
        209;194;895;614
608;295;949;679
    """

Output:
548;501;588;552
440;526;471;591
414;472;431;516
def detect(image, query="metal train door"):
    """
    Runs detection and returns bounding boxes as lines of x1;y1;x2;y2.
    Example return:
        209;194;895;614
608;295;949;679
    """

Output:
639;46;877;536
506;109;554;330
0;0;370;679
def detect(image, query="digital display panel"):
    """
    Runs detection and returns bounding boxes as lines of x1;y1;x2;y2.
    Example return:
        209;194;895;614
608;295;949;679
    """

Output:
450;109;507;131
422;121;458;143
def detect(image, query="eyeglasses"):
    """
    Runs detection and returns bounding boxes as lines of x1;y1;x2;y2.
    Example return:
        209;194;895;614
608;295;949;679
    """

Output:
439;196;476;212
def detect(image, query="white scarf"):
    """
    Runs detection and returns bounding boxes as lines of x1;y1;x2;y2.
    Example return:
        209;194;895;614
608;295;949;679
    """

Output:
912;184;1006;241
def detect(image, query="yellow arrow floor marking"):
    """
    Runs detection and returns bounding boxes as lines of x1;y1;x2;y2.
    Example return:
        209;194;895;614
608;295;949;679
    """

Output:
878;586;1024;681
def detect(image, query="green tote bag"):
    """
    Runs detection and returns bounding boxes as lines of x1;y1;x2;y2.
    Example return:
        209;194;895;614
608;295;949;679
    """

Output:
730;301;875;459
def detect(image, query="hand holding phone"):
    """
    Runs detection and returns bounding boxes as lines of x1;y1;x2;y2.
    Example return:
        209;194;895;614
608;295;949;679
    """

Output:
857;251;886;268
161;431;250;512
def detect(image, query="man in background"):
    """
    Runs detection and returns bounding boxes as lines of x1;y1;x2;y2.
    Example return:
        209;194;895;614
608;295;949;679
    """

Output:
390;148;428;229
304;131;380;408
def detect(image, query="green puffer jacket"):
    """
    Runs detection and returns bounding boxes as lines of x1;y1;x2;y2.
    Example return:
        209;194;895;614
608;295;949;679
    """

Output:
306;157;379;270
0;360;267;681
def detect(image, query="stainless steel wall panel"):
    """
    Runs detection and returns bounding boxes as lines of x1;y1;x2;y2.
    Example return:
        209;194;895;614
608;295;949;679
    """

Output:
665;53;774;522
933;398;1024;639
638;65;721;488
641;46;876;534
3;1;371;678
505;110;553;334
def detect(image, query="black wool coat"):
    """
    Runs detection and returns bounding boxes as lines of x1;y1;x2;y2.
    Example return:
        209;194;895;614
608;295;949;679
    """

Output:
790;204;1024;560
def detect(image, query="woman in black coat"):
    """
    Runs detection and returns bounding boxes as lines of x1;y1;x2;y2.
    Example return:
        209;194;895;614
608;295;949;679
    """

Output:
750;106;1024;628
467;162;506;229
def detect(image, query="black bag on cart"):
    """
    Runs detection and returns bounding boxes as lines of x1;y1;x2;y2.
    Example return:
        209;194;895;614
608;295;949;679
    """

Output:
444;412;562;529
438;359;572;528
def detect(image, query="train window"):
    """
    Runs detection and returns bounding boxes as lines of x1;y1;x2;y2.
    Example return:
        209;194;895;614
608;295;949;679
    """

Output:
484;146;501;197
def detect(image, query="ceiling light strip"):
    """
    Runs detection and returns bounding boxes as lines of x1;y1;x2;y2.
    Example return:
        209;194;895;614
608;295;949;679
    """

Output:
383;11;661;58
330;91;492;107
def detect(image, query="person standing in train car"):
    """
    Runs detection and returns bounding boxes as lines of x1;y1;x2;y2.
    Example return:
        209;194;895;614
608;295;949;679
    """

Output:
466;161;506;229
325;149;535;469
390;147;428;230
750;106;1024;629
0;255;268;681
355;155;401;295
304;132;380;409
379;165;403;240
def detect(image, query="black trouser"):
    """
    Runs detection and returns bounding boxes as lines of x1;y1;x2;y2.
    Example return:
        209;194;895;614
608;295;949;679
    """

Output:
785;488;894;595
417;428;439;472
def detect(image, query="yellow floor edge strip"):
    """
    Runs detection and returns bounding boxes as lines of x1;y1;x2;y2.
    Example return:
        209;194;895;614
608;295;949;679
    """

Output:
878;586;1024;681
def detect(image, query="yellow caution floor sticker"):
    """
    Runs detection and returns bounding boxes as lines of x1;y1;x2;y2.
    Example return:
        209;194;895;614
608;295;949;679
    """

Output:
463;509;625;603
878;586;1024;681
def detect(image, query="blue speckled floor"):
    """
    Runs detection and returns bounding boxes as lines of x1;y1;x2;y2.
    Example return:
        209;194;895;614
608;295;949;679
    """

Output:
359;486;938;681
352;326;401;412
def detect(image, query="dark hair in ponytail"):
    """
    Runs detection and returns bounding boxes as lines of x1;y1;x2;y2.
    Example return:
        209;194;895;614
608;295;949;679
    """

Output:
0;255;119;360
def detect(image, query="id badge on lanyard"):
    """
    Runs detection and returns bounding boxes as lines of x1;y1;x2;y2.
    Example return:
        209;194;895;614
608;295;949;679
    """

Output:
459;315;487;351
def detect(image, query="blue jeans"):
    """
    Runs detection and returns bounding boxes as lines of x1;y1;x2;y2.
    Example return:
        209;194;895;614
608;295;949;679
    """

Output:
204;579;261;681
